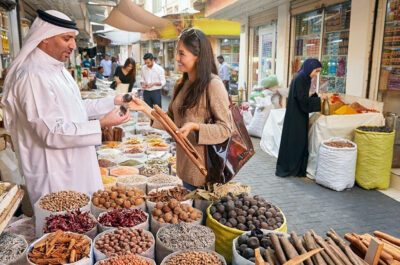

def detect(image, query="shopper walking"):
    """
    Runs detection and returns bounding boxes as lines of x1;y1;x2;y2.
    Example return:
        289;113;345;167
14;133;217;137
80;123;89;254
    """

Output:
110;56;119;80
217;55;230;92
140;53;166;107
276;58;323;177
100;53;112;78
1;10;130;206
113;57;136;93
129;28;232;190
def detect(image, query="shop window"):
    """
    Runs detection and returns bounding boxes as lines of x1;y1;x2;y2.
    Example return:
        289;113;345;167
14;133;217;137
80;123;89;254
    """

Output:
165;41;176;72
291;1;351;93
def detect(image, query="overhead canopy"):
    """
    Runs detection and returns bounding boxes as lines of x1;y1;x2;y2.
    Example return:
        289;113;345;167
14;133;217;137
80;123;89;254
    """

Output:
97;29;141;45
104;0;171;32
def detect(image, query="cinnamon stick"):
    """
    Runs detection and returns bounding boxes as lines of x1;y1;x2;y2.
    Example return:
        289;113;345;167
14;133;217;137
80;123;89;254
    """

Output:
291;232;314;265
304;231;327;265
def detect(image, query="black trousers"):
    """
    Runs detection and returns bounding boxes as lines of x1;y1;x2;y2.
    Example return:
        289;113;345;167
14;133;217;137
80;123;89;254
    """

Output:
143;89;162;108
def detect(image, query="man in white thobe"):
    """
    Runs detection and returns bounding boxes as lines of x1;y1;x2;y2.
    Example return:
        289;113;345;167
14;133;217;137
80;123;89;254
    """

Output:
1;10;130;206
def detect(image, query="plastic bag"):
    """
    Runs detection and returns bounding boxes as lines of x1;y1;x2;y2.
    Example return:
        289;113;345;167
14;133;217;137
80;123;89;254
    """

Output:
247;103;274;138
315;138;357;191
354;129;395;189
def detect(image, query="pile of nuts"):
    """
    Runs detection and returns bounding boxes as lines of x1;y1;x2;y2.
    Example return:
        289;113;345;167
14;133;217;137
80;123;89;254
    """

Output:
147;185;189;203
164;251;223;265
325;141;354;148
147;174;181;185
28;231;91;264
152;199;201;224
44;210;96;234
39;191;89;212
158;223;215;251
97;254;152;265
92;186;145;210
210;193;284;231
0;232;27;264
99;209;147;228
140;165;169;177
95;228;153;257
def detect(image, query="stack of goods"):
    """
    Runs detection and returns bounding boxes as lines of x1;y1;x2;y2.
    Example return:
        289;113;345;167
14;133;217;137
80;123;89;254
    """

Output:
94;228;154;260
316;138;357;191
96;254;155;265
98;208;148;231
151;199;202;234
91;186;145;217
28;230;92;264
146;185;190;212
161;250;226;265
345;231;400;264
0;232;27;264
355;126;395;190
43;210;97;238
156;223;215;263
147;174;182;191
206;193;286;263
233;228;364;265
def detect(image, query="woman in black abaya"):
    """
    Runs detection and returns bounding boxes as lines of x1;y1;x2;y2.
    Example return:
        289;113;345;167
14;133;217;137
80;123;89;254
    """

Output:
276;59;323;177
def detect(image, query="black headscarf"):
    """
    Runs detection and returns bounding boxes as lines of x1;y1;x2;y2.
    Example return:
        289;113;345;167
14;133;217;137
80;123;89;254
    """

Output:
298;58;322;78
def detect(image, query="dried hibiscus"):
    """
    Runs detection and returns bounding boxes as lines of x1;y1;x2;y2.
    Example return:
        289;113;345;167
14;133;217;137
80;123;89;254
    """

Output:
44;210;96;234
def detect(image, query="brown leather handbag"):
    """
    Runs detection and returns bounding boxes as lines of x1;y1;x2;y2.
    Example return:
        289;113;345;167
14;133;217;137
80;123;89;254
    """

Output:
205;87;255;184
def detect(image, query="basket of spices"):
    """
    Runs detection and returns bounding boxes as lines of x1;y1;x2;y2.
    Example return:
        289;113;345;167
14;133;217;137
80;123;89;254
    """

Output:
146;185;192;213
43;210;98;239
150;199;202;235
116;174;148;192
97;208;149;232
94;228;155;261
27;231;92;265
91;186;145;218
34;191;91;237
95;254;155;265
146;174;182;192
0;232;28;265
155;223;215;263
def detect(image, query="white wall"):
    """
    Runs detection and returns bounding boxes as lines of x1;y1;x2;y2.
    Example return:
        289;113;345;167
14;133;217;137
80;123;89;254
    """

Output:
238;18;249;90
345;0;376;97
276;2;290;88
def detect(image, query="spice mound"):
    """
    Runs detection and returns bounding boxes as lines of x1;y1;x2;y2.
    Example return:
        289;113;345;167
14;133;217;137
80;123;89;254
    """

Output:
99;209;147;228
325;141;354;148
158;223;215;251
97;254;152;265
210;193;284;231
147;185;189;202
147;174;181;184
44;210;96;234
0;232;27;264
95;228;153;257
357;126;392;133
92;186;145;210
164;251;223;265
98;159;117;168
140;165;169;177
28;231;91;264
39;191;89;212
152;199;202;224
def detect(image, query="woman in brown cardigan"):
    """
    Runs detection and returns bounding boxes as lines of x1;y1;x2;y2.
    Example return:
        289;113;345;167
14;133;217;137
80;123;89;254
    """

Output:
129;28;232;190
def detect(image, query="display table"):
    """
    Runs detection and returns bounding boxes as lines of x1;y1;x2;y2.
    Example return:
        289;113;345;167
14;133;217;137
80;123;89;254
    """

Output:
260;110;384;178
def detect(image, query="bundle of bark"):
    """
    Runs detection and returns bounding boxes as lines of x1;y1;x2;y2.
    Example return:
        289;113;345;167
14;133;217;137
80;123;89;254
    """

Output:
255;229;366;265
345;231;400;265
101;127;123;142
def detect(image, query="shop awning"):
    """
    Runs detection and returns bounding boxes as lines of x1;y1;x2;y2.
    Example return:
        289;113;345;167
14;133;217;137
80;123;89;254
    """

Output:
104;0;171;33
96;28;141;45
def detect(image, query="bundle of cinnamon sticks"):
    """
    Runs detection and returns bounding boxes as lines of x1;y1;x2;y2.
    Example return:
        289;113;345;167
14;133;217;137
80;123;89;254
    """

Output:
151;105;207;176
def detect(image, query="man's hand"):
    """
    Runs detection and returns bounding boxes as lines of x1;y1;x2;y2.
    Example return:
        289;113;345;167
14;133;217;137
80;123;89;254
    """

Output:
100;108;130;128
177;122;200;138
128;98;153;116
114;94;123;105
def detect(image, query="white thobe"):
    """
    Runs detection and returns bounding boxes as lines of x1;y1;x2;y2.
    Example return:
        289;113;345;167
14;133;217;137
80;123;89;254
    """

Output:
4;48;115;205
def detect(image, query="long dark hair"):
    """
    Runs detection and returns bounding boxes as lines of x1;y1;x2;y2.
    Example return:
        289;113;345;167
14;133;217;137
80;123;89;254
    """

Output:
171;28;218;117
123;57;136;82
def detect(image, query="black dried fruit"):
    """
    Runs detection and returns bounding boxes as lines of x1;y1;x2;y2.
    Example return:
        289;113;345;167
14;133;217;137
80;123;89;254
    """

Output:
237;216;246;224
210;206;217;214
238;234;249;246
229;218;238;227
243;248;255;259
247;237;260;249
237;224;247;231
212;212;222;221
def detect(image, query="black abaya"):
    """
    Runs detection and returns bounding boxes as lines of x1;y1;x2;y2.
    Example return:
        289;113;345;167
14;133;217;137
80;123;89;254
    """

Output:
275;73;321;177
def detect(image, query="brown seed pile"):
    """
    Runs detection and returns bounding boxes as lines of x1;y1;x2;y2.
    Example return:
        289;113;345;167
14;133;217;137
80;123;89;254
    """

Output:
92;186;145;210
164;251;223;265
97;254;152;265
39;191;89;212
95;228;153;257
325;141;354;148
147;185;189;202
152;199;202;224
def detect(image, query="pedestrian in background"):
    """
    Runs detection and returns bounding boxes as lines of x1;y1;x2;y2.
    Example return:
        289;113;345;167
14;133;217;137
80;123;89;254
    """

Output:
140;53;166;107
113;57;136;93
110;56;119;80
276;58;323;178
100;53;112;78
217;55;230;93
129;28;232;190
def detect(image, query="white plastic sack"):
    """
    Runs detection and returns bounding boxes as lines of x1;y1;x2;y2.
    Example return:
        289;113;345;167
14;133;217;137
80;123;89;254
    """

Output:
247;101;274;138
315;138;357;191
0;144;24;185
241;110;253;126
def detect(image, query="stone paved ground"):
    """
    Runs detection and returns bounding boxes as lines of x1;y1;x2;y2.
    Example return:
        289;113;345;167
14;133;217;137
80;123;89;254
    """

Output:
236;138;400;237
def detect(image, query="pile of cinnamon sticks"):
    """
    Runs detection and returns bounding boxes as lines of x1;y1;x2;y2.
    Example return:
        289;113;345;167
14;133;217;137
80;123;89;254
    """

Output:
345;231;400;265
151;105;207;176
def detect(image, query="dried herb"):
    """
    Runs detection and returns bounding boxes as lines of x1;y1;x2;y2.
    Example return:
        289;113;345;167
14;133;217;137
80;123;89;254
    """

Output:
44;210;96;234
99;208;147;228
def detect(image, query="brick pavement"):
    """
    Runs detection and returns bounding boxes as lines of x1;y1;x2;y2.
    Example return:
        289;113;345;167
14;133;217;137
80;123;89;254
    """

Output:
236;138;400;237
